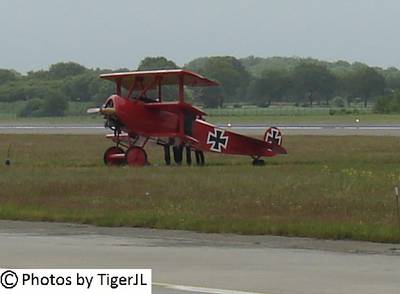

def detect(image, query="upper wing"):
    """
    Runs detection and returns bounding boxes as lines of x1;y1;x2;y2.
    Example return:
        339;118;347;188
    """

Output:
100;69;219;91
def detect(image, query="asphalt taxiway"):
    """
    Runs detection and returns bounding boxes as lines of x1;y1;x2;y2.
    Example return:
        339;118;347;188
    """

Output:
0;221;399;294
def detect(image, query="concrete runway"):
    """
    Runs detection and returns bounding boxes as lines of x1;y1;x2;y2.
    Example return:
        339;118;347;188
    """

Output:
0;221;399;294
1;123;400;136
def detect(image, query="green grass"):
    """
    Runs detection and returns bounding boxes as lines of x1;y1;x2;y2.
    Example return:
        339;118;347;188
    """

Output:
205;105;372;116
2;101;399;124
208;113;400;124
1;134;400;243
1;113;400;125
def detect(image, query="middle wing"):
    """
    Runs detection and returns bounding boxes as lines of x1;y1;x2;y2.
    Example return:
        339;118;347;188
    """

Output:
143;101;206;117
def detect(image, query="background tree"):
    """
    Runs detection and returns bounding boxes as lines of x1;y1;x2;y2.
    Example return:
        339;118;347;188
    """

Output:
348;66;385;107
41;90;68;116
201;56;250;101
186;56;250;107
0;69;19;85
63;72;99;102
240;56;302;76
88;74;115;104
193;86;224;108
0;56;399;116
291;62;337;106
247;69;290;106
184;57;209;73
48;62;87;79
18;99;43;117
18;90;68;117
373;91;400;113
381;67;400;92
137;57;179;70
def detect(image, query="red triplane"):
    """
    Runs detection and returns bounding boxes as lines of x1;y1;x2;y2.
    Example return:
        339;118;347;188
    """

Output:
87;69;287;166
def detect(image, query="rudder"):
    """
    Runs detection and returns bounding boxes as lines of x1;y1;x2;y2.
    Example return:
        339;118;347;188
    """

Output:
264;127;283;146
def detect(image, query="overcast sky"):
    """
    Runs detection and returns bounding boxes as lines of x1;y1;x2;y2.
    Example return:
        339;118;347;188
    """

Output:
1;0;399;72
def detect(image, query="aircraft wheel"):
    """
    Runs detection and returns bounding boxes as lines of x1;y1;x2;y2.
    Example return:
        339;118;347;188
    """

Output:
126;146;148;167
252;159;265;166
103;146;125;166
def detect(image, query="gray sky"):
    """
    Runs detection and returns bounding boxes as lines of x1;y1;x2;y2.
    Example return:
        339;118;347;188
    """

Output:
1;0;399;72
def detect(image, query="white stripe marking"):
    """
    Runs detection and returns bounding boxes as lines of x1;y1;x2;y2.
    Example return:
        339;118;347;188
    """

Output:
153;282;266;294
0;126;103;129
2;125;400;131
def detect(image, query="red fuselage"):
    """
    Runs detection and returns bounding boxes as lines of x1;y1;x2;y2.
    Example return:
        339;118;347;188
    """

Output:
107;95;286;157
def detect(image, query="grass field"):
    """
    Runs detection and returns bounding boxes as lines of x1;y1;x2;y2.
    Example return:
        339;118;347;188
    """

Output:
2;101;400;124
1;113;400;125
1;134;400;243
208;113;400;124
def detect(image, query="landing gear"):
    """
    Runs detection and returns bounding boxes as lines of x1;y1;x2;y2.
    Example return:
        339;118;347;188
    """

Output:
104;138;205;167
125;146;148;167
173;145;183;165
163;143;204;166
186;146;192;166
195;150;205;166
103;146;125;166
163;145;171;165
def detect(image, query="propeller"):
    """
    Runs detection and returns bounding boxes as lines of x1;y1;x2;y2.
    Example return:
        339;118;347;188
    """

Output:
86;107;116;116
87;103;120;135
87;107;100;114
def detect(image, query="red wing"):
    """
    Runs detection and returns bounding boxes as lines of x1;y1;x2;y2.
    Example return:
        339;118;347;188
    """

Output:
100;69;219;91
144;102;206;116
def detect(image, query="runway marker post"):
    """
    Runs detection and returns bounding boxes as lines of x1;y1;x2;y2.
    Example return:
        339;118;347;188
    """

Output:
4;144;11;166
394;186;400;231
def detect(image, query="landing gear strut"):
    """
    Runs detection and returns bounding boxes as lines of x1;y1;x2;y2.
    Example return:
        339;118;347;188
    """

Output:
163;145;171;165
186;147;192;166
173;145;183;165
195;150;205;166
163;144;205;166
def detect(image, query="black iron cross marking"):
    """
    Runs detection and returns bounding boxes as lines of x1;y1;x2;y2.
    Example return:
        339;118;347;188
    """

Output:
266;127;282;145
207;129;229;152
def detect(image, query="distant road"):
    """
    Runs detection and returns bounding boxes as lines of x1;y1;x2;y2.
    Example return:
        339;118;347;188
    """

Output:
1;123;400;136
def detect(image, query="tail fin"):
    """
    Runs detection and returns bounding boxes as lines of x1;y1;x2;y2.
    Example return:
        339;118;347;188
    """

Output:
264;127;283;146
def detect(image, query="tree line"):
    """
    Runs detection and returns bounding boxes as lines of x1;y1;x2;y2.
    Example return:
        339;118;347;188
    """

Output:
1;55;400;116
